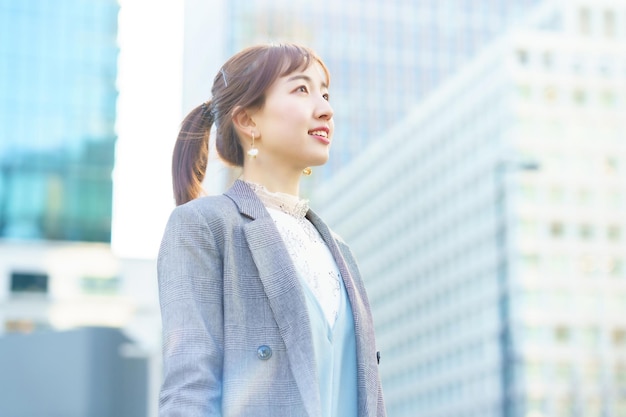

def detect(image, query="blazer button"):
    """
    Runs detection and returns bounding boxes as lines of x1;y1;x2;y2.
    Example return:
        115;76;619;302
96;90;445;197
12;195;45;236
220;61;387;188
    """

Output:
257;345;272;360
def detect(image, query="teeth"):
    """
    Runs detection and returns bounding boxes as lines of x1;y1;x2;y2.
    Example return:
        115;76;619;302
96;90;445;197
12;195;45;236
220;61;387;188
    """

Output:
310;130;328;138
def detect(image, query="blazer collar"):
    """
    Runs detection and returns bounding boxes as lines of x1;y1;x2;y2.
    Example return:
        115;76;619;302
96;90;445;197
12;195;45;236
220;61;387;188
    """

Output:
224;179;270;220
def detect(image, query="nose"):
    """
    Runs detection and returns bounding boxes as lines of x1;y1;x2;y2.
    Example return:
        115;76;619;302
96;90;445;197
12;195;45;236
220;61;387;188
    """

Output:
315;96;333;120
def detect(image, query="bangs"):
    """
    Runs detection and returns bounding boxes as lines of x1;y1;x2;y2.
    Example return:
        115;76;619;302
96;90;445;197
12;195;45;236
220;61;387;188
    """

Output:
274;44;331;86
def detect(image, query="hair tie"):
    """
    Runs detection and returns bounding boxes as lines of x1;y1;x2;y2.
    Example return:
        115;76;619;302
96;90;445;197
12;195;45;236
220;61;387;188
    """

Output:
201;100;211;116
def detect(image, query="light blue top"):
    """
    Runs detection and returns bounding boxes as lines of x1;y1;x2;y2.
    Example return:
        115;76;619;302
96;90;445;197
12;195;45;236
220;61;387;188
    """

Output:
302;275;358;417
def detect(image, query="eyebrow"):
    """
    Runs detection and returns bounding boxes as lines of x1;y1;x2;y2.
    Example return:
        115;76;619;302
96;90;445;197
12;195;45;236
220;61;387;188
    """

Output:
286;74;328;89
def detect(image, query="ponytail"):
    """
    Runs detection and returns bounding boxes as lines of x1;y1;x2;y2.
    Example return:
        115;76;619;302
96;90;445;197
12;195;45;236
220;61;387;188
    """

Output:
172;102;213;206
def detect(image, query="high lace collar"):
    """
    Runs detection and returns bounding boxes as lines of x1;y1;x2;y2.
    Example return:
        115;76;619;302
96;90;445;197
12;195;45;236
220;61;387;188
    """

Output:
245;181;309;219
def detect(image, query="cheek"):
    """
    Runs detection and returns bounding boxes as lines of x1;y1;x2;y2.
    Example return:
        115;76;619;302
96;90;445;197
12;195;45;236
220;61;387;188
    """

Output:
266;104;297;125
275;110;308;134
258;98;309;136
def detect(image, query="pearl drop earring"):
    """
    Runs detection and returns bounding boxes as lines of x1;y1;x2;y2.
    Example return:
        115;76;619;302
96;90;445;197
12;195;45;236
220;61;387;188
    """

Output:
247;132;258;158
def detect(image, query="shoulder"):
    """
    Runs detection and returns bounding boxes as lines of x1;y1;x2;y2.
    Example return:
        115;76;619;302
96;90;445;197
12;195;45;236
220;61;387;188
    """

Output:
164;194;242;237
159;195;244;258
181;194;238;215
171;194;238;220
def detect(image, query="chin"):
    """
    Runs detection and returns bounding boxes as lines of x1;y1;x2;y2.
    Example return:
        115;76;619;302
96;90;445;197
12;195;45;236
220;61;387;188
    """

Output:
309;157;329;167
310;151;330;166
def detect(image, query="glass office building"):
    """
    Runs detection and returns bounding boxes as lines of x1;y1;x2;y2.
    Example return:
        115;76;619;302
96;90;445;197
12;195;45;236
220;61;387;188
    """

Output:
0;0;119;242
223;0;543;180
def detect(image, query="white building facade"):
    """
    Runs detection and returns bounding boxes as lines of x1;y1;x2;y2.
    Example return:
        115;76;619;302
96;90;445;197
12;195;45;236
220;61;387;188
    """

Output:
313;1;626;416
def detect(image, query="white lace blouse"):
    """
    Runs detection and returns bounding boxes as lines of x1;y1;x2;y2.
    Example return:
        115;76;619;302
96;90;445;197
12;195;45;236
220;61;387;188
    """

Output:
247;182;341;326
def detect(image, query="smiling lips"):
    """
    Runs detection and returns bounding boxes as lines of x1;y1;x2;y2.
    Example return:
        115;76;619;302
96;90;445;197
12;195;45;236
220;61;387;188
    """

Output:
309;128;330;144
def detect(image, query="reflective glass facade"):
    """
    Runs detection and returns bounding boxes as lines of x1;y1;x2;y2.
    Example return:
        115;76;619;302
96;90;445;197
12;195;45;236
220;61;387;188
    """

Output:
222;0;543;181
0;0;119;242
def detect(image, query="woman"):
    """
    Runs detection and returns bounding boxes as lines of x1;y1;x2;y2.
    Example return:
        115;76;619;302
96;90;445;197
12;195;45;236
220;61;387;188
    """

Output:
158;43;386;417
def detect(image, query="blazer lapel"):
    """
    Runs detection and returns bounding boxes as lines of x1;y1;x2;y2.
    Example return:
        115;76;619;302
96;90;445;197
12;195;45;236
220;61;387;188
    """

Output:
225;181;322;417
307;209;379;416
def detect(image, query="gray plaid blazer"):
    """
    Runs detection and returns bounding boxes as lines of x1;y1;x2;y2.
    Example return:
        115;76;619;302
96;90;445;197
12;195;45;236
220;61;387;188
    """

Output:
158;180;386;417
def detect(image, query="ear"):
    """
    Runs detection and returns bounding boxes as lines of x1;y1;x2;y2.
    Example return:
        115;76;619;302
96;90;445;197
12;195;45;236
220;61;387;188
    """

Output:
232;106;257;139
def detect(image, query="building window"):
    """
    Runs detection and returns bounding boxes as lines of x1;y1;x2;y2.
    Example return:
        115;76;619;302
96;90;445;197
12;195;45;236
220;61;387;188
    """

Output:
517;49;529;66
549;186;565;203
554;361;574;384
80;276;120;295
579;223;593;240
550;221;565;238
520;219;539;238
548;256;568;275
10;271;48;295
581;326;600;347
573;89;587;105
544;85;557;102
610;259;623;277
579;255;597;275
522;254;540;272
517;84;531;100
604;157;618;174
613;329;626;346
608;189;622;208
598;58;612;76
520;185;537;201
577;189;592;205
584;361;601;383
600;90;616;108
615;362;626;384
607;224;620;241
554;325;570;343
4;319;48;333
579;8;591;35
586;396;601;416
604;10;616;37
542;51;553;69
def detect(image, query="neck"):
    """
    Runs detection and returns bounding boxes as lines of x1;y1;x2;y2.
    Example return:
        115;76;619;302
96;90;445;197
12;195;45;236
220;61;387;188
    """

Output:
241;164;301;196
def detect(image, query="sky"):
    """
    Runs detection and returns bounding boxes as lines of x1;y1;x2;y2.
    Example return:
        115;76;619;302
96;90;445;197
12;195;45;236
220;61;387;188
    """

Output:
112;0;184;259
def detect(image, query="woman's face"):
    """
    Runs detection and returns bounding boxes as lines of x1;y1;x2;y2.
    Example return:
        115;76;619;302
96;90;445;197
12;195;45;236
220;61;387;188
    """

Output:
248;62;334;173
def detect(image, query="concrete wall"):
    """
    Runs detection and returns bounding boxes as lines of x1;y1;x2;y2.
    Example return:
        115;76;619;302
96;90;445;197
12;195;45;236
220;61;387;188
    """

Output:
0;327;147;417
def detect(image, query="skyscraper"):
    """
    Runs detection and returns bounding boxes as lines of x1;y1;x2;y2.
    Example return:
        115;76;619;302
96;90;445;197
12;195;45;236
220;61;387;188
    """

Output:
183;0;543;189
0;4;165;414
0;0;120;242
313;0;626;415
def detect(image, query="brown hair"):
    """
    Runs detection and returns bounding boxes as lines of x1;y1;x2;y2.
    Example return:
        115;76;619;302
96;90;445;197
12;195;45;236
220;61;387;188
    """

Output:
172;43;330;206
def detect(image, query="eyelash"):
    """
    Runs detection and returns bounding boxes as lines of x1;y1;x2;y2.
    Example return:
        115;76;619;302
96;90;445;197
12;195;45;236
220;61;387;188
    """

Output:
296;86;330;101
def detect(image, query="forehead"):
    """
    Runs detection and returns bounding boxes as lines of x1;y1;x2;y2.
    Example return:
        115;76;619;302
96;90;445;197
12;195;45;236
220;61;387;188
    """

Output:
280;62;329;87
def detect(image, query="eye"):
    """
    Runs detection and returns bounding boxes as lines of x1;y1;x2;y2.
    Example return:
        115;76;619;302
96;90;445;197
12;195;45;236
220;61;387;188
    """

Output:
296;85;308;93
322;93;330;101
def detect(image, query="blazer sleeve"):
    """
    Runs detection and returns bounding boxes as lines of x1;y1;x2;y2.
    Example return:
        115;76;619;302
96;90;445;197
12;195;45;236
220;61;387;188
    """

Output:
157;202;225;416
